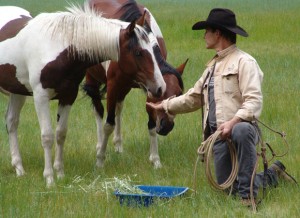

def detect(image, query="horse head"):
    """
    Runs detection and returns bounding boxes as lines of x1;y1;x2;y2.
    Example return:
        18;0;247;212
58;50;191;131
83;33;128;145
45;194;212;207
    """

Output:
146;59;189;136
134;9;189;136
118;19;166;98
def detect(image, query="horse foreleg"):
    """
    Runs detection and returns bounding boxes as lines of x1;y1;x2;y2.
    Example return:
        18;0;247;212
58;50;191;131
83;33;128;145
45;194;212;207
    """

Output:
53;104;71;179
94;107;104;154
96;91;117;167
6;94;26;176
149;128;162;169
96;122;114;168
33;94;55;187
113;102;124;153
92;101;108;168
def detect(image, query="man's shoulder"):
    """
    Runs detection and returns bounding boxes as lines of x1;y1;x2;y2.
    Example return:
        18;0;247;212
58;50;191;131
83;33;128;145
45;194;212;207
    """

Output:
234;48;256;62
224;48;259;70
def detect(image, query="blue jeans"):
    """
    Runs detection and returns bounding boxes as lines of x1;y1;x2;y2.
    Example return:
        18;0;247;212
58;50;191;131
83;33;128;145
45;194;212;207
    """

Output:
213;122;278;199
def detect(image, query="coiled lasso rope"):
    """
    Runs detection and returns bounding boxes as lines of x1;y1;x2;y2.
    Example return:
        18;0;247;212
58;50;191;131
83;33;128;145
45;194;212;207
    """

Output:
193;120;294;213
194;130;238;191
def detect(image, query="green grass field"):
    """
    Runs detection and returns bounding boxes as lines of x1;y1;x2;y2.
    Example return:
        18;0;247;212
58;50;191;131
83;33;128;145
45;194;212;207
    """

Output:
0;0;300;217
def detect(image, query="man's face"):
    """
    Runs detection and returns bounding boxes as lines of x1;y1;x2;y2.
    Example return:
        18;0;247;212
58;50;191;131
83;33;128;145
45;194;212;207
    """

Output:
204;28;219;49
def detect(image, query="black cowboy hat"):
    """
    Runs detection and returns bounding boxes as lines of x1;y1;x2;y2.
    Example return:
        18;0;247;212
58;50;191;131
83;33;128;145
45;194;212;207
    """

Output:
192;8;248;37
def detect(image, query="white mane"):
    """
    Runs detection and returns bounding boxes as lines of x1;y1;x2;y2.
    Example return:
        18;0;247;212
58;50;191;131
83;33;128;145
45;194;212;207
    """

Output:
28;4;124;62
144;8;163;39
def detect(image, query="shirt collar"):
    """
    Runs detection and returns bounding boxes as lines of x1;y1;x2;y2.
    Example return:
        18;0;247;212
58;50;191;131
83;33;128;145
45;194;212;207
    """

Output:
206;44;237;67
216;44;237;59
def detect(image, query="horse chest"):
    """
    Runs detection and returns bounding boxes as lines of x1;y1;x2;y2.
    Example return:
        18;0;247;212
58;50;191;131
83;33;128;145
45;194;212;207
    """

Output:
39;49;90;104
41;56;86;89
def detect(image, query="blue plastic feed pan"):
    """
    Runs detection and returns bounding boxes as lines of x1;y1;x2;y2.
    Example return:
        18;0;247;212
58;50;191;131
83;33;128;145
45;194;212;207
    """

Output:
114;185;189;207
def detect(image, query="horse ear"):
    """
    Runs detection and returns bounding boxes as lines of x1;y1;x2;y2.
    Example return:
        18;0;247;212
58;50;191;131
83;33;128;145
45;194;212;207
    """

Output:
176;59;189;75
136;10;146;27
127;20;136;36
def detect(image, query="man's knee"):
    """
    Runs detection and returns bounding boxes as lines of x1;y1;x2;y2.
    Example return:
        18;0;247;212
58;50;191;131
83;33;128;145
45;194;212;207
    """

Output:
231;122;256;143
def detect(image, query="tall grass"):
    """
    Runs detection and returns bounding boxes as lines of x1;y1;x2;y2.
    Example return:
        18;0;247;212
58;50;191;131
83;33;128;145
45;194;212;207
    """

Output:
0;0;300;217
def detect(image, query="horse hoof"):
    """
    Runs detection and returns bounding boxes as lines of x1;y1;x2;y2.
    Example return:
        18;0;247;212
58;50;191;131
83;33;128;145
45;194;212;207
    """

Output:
153;161;162;169
54;164;65;179
114;146;123;153
57;172;65;180
96;160;105;168
46;177;55;188
149;156;162;169
16;167;25;177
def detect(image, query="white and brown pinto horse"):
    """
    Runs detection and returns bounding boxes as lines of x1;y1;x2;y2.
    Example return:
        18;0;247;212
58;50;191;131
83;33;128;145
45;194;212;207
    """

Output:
0;4;166;187
84;0;187;168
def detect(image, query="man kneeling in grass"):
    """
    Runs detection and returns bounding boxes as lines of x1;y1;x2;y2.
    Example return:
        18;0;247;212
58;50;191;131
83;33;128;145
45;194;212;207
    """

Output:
147;8;297;206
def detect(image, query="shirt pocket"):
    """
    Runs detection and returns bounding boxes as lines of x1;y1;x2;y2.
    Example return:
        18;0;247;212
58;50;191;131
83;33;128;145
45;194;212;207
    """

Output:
222;70;239;95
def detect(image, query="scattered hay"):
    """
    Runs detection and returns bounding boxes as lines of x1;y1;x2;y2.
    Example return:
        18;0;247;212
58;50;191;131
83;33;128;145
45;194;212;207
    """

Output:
31;174;144;201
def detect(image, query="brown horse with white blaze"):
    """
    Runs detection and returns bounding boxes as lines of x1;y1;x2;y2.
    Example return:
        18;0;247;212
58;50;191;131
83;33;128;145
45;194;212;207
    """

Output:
84;0;188;168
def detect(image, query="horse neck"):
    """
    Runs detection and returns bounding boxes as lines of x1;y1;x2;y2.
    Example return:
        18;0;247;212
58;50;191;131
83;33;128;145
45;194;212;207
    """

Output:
32;12;121;63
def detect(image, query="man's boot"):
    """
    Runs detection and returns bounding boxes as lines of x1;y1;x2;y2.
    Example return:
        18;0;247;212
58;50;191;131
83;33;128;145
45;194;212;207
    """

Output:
270;160;297;184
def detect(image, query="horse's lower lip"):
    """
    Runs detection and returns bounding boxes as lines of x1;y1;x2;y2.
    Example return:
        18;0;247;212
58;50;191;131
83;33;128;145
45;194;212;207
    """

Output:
156;127;172;136
149;91;162;98
156;119;174;136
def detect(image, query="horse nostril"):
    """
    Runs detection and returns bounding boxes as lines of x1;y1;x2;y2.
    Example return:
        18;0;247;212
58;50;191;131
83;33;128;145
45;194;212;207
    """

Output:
157;119;174;136
157;87;162;97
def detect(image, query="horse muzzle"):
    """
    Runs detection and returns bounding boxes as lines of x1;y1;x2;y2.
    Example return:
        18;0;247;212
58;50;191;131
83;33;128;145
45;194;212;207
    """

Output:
156;118;174;136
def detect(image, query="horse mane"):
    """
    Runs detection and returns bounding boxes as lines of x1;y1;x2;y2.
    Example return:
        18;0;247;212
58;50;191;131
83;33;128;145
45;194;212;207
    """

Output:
143;8;163;38
29;3;123;62
153;46;184;89
117;1;163;38
118;0;142;22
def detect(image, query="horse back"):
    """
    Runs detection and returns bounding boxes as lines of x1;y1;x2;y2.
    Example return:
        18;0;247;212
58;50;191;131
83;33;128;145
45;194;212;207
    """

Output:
88;0;167;58
88;0;131;18
0;6;32;42
0;6;31;28
0;16;31;43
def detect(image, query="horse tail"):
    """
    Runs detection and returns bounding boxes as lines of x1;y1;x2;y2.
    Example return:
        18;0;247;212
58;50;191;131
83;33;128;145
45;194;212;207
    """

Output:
82;83;107;100
82;83;106;118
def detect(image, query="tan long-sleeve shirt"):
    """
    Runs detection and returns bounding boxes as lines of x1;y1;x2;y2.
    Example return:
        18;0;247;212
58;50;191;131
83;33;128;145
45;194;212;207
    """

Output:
162;44;263;134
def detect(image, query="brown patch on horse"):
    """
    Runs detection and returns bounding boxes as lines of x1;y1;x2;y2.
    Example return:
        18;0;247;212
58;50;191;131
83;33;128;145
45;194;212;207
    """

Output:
86;64;107;84
0;16;31;42
40;47;96;105
0;64;31;95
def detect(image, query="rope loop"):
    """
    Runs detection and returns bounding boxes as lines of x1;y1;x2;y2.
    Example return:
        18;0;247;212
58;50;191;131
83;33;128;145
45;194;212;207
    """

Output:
196;130;238;190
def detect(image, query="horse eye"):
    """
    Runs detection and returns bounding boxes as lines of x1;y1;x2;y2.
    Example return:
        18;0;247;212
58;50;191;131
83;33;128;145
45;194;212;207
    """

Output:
135;50;142;57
